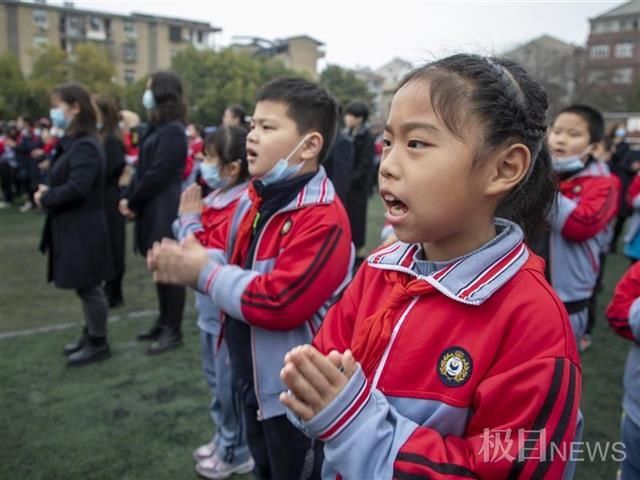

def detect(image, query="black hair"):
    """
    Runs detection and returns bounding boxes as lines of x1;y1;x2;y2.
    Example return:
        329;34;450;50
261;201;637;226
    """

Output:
18;115;34;127
52;82;97;137
204;125;249;185
555;105;605;144
226;105;247;126
93;94;123;144
150;70;186;124
398;54;557;243
255;77;338;162
345;101;369;123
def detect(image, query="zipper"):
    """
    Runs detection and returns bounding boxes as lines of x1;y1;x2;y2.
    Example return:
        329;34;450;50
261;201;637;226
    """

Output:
249;213;277;420
371;297;419;389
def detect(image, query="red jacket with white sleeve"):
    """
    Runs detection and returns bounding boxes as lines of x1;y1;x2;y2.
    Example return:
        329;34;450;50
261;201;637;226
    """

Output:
288;219;582;480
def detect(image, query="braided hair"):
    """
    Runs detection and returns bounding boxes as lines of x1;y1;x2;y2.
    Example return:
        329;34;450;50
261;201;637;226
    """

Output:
397;54;557;243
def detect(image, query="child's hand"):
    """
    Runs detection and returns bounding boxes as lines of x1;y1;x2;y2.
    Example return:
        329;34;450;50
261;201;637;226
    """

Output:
279;345;357;421
147;234;209;287
179;184;203;215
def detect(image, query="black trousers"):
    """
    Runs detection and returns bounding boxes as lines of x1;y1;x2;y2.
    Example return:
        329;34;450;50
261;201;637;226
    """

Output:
243;407;324;480
0;162;14;203
155;283;185;333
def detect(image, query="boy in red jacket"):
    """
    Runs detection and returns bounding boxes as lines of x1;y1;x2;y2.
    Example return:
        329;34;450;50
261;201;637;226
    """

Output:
547;105;619;342
148;78;353;479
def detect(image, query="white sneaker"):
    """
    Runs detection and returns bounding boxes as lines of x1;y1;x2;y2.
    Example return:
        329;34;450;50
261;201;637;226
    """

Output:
193;440;217;462
196;455;255;480
0;201;10;209
19;202;33;213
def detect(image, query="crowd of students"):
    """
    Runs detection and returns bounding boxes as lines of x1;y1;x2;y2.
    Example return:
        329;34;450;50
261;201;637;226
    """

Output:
2;52;639;479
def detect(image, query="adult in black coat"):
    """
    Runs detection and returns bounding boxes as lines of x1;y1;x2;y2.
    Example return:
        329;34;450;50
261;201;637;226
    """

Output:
36;83;112;367
344;102;375;262
324;131;354;205
95;95;127;308
119;71;187;354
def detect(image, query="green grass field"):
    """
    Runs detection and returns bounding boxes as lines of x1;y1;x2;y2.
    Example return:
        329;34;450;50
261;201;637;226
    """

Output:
0;199;633;479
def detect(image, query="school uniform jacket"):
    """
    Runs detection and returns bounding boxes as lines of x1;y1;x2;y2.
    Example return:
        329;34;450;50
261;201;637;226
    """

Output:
173;182;248;336
196;167;354;419
606;263;640;428
289;219;582;480
548;159;619;304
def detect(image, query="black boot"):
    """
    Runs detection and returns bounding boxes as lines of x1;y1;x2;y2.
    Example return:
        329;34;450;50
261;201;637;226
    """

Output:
147;327;182;355
67;336;110;366
63;327;88;356
136;322;163;341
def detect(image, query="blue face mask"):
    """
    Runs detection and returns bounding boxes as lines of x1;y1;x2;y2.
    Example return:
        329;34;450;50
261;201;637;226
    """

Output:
615;128;626;138
200;163;228;190
552;148;590;174
259;136;310;186
50;108;68;130
142;89;156;110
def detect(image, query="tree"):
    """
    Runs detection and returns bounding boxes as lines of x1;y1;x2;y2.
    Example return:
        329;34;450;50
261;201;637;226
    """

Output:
171;46;300;126
320;65;374;110
0;53;30;118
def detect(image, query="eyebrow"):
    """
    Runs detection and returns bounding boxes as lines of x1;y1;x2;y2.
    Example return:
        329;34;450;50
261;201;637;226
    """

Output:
384;121;440;135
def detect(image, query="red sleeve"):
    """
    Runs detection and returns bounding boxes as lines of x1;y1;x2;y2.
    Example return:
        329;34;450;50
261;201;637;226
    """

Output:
240;211;352;331
562;177;619;241
606;263;640;341
627;175;640;208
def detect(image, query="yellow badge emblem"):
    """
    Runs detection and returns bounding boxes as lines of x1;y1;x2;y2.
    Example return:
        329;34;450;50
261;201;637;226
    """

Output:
438;347;473;387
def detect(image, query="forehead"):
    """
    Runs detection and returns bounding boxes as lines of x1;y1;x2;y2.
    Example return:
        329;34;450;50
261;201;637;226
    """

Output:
252;100;293;124
388;81;439;127
552;112;589;131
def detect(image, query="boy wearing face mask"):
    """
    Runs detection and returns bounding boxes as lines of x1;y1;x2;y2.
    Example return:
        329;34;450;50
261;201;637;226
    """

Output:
547;105;620;342
147;78;354;479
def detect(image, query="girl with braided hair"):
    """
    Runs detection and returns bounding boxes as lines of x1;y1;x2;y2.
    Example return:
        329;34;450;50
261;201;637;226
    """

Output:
279;54;582;480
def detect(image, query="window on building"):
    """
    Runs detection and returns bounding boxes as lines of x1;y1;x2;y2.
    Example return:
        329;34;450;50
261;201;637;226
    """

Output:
123;43;137;62
33;10;48;29
590;44;610;59
65;15;84;37
588;69;607;84
123;20;136;37
615;42;635;58
169;26;182;43
124;69;135;85
89;16;103;31
197;30;204;43
612;68;633;84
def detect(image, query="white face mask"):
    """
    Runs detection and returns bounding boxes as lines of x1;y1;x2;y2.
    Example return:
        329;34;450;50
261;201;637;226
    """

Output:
552;147;591;174
259;135;310;186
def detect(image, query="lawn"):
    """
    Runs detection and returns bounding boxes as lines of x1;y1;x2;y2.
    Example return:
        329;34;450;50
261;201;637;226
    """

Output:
0;199;633;479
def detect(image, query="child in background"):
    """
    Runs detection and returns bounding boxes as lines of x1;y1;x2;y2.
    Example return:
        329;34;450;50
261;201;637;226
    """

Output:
279;54;582;479
547;105;619;343
173;126;254;480
606;263;640;480
624;173;640;263
148;78;354;480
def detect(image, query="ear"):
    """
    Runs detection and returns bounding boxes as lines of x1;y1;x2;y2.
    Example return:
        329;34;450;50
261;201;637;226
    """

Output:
223;160;242;179
300;132;323;162
484;143;531;197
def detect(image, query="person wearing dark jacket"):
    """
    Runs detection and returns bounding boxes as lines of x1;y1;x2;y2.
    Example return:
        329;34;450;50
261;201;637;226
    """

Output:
344;102;375;265
324;131;354;205
119;71;187;354
95;95;127;308
35;82;112;367
15;116;43;212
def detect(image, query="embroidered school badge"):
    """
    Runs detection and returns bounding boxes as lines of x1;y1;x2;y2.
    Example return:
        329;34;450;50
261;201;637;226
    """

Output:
438;347;473;387
572;185;582;194
281;219;293;236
